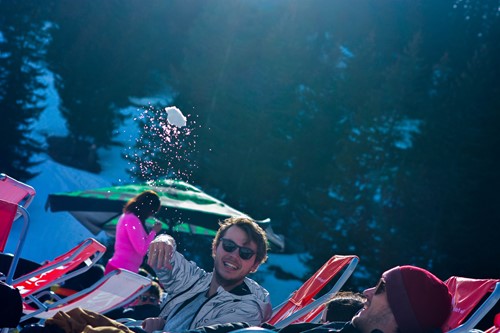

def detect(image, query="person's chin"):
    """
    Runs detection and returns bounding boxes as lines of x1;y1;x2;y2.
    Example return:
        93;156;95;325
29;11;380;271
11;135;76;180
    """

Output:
221;269;242;281
215;266;239;281
351;307;365;325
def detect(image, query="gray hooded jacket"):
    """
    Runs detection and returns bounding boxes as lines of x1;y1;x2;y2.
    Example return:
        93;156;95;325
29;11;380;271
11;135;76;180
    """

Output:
156;249;272;330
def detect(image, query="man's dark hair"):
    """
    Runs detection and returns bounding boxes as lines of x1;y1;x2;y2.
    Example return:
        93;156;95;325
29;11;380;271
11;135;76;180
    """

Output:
324;291;366;322
146;281;163;299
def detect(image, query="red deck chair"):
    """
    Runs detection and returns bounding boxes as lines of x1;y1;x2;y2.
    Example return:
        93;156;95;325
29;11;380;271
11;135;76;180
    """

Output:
12;238;106;299
444;276;500;333
268;254;359;328
1;237;107;332
0;173;36;284
21;268;152;322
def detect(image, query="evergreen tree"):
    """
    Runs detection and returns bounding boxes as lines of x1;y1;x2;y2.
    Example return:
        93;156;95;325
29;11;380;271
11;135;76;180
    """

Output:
404;0;500;279
119;0;500;285
293;5;432;285
46;0;204;172
0;0;51;180
46;1;131;167
168;0;300;217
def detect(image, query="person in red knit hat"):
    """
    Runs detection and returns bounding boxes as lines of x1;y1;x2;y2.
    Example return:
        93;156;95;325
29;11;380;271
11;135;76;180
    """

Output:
351;265;453;333
173;265;453;333
19;265;452;333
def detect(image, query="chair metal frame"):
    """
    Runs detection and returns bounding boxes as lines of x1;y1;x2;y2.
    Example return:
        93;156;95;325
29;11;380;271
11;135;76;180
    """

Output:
0;173;36;284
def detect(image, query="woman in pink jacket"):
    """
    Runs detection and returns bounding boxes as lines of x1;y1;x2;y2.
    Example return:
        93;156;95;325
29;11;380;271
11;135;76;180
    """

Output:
105;190;163;274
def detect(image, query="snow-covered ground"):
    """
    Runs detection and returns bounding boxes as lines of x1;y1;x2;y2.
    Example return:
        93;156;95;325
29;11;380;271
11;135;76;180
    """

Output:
4;72;304;305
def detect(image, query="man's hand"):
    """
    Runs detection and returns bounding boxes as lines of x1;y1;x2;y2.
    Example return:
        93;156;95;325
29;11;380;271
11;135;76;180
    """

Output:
142;316;166;333
147;234;176;270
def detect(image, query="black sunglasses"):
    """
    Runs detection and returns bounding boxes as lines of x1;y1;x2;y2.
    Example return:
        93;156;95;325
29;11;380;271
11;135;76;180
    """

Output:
140;295;158;302
220;238;256;260
374;279;386;295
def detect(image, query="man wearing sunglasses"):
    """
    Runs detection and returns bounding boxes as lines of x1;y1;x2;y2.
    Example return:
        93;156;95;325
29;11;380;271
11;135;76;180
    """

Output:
143;216;271;333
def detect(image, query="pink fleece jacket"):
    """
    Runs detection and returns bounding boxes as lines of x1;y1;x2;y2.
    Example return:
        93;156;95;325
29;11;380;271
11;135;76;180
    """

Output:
106;212;157;273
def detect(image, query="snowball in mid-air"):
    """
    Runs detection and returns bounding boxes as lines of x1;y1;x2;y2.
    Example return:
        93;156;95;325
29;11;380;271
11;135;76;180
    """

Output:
165;106;187;128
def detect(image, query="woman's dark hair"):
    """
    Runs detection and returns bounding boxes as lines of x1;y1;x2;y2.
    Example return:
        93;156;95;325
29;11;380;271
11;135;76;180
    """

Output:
123;190;161;227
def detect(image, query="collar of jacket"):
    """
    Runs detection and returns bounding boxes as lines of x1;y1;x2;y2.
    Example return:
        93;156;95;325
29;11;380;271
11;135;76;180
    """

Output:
226;280;251;296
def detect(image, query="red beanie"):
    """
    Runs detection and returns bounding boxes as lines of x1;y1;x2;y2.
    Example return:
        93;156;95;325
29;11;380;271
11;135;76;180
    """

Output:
383;266;452;333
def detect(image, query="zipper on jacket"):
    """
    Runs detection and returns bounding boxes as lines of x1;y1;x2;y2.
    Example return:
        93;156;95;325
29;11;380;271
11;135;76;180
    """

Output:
170;290;206;318
160;277;201;315
188;290;219;329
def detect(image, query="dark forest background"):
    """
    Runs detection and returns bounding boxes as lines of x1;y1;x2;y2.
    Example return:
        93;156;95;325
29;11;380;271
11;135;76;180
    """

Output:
1;0;499;288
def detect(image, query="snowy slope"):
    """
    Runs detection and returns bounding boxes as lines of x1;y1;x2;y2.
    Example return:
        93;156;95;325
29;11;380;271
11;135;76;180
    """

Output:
4;158;111;262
